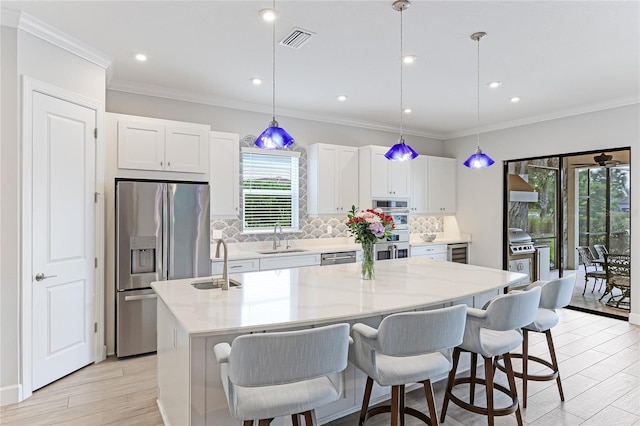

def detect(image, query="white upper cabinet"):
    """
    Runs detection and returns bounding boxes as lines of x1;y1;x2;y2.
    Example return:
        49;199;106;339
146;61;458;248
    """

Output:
117;118;209;173
359;146;410;207
426;156;456;214
410;156;427;214
308;143;359;216
209;131;240;218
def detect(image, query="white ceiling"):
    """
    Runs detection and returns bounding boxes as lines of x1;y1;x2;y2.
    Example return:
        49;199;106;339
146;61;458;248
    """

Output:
4;1;639;139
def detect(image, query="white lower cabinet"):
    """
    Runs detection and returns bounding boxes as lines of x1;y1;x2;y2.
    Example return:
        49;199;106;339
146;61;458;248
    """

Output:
259;254;321;271
410;244;447;260
211;258;259;275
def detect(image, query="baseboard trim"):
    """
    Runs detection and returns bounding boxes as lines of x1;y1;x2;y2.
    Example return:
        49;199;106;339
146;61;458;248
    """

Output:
0;383;22;406
628;312;640;325
566;305;628;321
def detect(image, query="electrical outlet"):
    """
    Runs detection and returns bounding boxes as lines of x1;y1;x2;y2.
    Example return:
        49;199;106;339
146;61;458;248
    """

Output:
327;225;332;234
212;229;223;239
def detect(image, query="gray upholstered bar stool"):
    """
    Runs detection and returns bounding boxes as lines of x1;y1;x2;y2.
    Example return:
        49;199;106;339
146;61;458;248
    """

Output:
496;275;575;408
440;287;541;426
350;304;467;426
213;323;351;426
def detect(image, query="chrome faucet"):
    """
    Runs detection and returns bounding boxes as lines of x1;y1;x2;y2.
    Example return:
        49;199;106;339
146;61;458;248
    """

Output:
215;238;229;290
273;222;283;250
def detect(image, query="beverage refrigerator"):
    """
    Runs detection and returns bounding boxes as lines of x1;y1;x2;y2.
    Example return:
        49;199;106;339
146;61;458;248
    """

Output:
115;179;210;357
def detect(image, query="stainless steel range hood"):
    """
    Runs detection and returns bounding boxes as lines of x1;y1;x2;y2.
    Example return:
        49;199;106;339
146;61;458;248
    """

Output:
508;174;539;202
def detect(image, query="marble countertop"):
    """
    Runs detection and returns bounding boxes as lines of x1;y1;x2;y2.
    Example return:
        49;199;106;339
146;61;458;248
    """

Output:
152;257;526;337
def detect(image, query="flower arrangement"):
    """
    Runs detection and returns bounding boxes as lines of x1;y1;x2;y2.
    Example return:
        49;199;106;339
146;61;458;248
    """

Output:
346;206;395;280
346;206;395;244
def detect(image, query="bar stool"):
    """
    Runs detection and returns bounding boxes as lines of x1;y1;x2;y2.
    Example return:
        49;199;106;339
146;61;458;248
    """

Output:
440;287;541;426
497;275;575;408
213;323;351;426
350;304;467;426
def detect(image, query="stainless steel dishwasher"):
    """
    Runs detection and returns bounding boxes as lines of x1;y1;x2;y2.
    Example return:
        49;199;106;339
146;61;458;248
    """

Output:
320;251;357;266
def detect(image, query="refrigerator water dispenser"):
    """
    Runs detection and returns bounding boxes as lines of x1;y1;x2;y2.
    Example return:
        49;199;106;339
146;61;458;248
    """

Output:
130;236;157;274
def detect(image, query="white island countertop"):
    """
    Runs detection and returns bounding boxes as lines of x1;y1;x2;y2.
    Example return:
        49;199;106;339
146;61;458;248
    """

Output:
152;257;526;337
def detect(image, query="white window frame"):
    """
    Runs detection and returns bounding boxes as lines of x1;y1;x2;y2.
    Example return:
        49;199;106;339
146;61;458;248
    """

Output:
241;147;300;233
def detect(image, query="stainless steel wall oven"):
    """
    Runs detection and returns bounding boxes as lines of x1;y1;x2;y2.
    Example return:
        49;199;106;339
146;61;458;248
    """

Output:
372;199;410;260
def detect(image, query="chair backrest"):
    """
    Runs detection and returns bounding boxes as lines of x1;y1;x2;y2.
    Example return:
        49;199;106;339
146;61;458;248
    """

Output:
593;244;608;260
227;323;350;387
376;304;467;357
605;253;631;280
539;275;575;310
576;246;596;267
484;286;541;331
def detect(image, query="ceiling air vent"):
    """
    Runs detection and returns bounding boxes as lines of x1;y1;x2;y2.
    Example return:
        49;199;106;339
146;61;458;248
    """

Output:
279;27;315;49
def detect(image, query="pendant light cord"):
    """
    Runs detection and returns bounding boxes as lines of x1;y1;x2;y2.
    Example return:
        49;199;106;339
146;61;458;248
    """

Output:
271;0;276;122
399;6;404;139
476;34;481;150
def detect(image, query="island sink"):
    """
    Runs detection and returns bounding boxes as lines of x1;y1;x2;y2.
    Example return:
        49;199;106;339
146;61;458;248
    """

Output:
190;277;242;290
256;248;309;255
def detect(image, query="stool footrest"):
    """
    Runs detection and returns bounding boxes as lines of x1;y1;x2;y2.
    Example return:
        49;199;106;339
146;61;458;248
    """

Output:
363;404;431;425
444;377;519;417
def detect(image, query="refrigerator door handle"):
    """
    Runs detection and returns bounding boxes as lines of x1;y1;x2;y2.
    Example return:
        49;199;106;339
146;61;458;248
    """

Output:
124;294;158;302
162;184;169;280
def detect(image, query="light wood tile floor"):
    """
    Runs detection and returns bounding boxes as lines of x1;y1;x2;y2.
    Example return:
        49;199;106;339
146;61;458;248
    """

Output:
1;309;638;425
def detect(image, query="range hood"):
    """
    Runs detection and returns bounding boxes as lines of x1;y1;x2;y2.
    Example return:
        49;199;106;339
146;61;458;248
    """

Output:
508;174;539;202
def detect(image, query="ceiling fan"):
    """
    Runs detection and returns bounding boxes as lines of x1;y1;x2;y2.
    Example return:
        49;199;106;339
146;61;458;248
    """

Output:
572;152;620;168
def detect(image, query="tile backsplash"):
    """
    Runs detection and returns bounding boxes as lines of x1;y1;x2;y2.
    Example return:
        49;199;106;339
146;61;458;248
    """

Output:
210;136;444;243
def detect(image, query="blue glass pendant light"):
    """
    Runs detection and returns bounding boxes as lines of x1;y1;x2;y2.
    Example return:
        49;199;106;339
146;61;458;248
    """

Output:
255;3;294;150
385;0;418;162
463;32;494;169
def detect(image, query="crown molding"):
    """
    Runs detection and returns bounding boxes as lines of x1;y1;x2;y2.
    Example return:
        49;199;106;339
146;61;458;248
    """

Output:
1;8;21;27
107;79;447;140
7;10;113;69
444;96;640;140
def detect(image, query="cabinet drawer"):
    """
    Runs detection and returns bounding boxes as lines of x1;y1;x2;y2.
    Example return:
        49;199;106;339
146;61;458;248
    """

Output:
211;259;259;275
259;254;321;271
411;244;447;257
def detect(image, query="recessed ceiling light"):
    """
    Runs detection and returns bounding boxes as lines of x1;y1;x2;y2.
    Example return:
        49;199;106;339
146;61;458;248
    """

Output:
402;55;417;64
259;8;277;22
135;53;147;62
403;108;412;114
251;77;263;86
510;97;521;103
337;95;348;102
488;81;502;88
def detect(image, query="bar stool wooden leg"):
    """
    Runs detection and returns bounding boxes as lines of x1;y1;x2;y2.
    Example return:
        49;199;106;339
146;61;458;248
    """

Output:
522;329;529;408
483;356;495;426
503;353;523;426
291;414;300;426
440;347;461;423
391;385;400;426
423;379;439;426
303;410;317;426
470;352;478;405
359;377;374;425
546;329;565;401
399;385;406;426
243;421;254;426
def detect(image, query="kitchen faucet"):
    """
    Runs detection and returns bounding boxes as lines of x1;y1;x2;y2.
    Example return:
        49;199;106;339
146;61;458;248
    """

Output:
215;238;229;290
273;223;282;250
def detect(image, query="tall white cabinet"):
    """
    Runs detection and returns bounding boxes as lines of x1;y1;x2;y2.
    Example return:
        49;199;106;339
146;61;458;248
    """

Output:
426;156;456;214
308;143;359;215
359;145;411;207
209;131;240;217
409;156;427;213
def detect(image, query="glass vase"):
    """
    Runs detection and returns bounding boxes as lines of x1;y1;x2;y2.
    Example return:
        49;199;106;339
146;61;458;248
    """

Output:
360;240;375;280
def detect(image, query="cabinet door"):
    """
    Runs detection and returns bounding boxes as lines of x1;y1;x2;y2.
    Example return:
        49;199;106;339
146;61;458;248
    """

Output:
410;156;427;213
165;125;208;173
388;160;410;197
210;131;240;217
117;120;165;171
338;147;359;212
313;144;340;215
369;148;390;197
427;156;456;213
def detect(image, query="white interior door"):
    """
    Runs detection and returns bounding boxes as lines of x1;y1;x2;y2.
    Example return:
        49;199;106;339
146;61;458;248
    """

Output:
32;92;96;390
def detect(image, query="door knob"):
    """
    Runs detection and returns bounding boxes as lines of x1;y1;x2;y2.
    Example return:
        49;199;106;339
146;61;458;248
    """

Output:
35;273;57;282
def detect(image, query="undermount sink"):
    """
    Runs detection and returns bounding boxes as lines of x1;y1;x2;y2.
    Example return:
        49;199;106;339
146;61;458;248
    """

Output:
256;248;309;255
190;277;242;290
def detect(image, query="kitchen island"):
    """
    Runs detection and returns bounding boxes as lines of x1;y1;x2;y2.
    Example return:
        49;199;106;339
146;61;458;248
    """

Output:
152;257;526;426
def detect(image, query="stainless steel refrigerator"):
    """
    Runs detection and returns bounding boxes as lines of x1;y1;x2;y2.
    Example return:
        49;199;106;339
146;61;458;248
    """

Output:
116;180;210;357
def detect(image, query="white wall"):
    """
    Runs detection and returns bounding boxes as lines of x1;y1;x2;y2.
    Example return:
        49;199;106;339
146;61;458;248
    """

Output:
106;90;447;155
443;104;640;324
0;21;106;404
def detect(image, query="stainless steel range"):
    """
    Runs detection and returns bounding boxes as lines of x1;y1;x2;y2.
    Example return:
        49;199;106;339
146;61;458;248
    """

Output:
507;228;536;283
372;200;410;260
